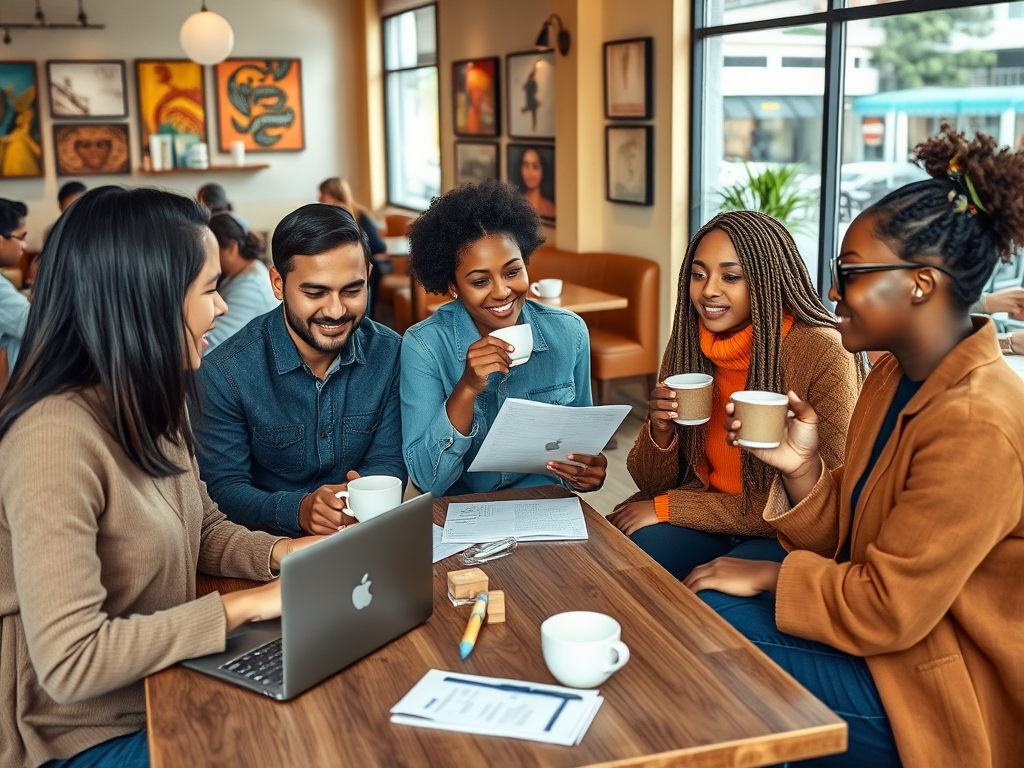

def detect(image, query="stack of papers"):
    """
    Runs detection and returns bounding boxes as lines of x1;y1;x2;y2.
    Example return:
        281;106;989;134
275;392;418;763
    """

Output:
432;524;472;563
442;497;588;543
391;670;603;746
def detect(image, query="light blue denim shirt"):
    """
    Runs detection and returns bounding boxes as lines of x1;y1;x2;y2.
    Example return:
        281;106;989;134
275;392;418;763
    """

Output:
400;299;592;497
0;276;29;379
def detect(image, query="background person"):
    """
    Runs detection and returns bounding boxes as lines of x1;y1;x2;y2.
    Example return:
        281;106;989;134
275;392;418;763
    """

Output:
0;186;322;768
0;198;30;379
401;179;606;497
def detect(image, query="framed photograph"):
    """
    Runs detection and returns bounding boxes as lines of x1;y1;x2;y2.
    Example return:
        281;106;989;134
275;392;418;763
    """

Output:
606;125;653;206
135;59;206;154
452;57;499;137
53;123;130;176
604;37;653;119
214;58;305;152
506;50;555;140
0;61;44;178
507;143;555;221
454;141;500;186
47;60;127;118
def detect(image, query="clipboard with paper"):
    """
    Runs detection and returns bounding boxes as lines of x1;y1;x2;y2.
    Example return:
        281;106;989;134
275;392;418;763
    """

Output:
467;398;631;475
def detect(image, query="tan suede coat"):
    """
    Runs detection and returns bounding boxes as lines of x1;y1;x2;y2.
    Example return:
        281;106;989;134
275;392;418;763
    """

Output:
766;318;1024;767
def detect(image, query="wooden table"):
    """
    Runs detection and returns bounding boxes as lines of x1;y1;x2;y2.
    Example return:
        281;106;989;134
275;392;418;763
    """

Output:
532;283;627;313
146;487;845;767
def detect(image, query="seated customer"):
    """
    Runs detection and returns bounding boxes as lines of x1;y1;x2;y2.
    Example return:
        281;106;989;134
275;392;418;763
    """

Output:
58;180;86;212
401;179;606;497
686;126;1024;767
195;204;405;536
610;211;862;579
204;212;279;352
0;198;30;379
0;186;320;768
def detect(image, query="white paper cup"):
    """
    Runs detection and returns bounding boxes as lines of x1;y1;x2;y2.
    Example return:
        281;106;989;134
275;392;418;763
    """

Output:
730;390;789;448
530;279;563;298
488;323;533;367
664;373;714;425
335;475;402;522
541;611;630;689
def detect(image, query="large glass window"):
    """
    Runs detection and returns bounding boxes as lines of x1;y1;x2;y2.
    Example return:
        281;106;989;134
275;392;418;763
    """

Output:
693;0;1023;299
383;4;440;210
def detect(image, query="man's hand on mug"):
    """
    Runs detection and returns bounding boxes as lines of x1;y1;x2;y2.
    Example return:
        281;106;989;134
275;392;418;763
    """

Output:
298;470;361;535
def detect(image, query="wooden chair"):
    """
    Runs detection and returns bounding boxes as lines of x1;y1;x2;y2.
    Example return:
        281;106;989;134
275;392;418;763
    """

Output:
376;215;417;324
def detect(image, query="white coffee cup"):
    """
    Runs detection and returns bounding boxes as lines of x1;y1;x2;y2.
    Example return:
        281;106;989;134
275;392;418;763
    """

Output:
488;323;533;367
335;475;402;522
530;278;563;298
541;611;630;688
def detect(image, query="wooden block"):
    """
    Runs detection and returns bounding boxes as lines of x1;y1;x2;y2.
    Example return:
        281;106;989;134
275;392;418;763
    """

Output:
486;590;505;624
446;568;488;600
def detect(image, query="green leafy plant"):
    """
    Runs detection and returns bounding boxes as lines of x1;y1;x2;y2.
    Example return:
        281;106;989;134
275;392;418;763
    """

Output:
715;163;817;231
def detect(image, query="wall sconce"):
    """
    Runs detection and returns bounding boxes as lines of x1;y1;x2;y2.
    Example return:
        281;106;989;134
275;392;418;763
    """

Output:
535;13;570;56
179;1;235;65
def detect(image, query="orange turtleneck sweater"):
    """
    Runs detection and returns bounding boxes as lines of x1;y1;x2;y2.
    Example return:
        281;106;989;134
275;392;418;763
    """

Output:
654;313;794;522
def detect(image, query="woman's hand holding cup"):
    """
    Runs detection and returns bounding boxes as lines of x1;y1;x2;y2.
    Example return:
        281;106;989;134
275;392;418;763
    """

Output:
647;381;680;436
725;390;822;481
460;336;513;394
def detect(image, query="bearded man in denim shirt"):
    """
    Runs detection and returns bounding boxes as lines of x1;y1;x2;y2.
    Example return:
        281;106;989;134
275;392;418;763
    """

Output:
194;204;405;536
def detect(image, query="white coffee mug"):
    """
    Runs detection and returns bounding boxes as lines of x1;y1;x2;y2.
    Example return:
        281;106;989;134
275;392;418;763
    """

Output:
488;323;533;367
335;475;402;522
530;279;563;298
541;611;630;688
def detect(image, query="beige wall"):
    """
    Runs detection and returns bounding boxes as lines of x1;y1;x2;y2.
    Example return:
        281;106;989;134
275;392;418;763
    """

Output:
0;0;365;251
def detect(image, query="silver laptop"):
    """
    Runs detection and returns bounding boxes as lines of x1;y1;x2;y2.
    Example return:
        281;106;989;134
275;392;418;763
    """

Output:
182;493;434;700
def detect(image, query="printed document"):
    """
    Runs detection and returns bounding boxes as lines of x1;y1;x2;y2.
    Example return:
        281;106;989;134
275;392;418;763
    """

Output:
467;399;631;475
391;669;603;746
442;496;587;543
432;524;472;563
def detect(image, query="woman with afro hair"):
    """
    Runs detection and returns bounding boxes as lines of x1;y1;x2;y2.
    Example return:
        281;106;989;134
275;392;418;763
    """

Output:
685;126;1024;767
399;179;607;498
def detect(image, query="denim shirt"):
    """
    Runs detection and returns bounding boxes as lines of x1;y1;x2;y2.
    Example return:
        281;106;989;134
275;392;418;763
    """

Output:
0;276;29;378
400;299;592;497
194;307;406;536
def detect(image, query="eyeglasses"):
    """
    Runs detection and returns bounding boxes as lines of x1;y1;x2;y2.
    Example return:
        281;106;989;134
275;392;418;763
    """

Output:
830;255;958;300
1;231;28;242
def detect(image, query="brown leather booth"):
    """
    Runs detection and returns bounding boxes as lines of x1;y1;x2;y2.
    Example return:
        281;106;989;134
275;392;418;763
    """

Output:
375;214;415;318
393;246;660;404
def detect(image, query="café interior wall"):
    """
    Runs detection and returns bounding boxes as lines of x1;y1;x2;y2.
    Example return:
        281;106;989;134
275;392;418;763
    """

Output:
0;0;365;252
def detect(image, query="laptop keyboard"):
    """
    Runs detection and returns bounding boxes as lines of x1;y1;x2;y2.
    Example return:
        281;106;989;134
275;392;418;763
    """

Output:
218;638;283;688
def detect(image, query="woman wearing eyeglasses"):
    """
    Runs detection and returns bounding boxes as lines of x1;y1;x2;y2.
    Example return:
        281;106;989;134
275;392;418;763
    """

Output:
684;126;1024;767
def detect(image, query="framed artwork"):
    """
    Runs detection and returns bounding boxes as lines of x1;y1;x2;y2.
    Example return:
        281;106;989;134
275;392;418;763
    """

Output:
53;123;130;176
135;59;206;154
506;50;555;140
507;143;555;221
606;125;653;206
452;57;499;137
603;37;653;119
0;61;44;178
454;141;500;186
47;60;128;118
214;58;305;152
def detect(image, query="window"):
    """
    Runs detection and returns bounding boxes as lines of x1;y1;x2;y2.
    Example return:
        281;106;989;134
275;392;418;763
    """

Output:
692;1;1024;299
383;4;439;210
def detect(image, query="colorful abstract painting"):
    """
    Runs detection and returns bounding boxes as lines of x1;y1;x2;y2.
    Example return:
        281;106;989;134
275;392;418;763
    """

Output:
215;59;305;152
0;62;44;178
135;60;206;154
452;58;499;137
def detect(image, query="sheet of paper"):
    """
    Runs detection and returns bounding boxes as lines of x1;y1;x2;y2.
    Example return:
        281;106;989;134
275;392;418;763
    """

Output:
432;524;472;563
442;497;587;543
390;669;603;746
467;399;631;475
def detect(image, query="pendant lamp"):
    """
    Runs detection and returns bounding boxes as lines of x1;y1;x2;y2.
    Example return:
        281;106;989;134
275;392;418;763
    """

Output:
180;1;234;65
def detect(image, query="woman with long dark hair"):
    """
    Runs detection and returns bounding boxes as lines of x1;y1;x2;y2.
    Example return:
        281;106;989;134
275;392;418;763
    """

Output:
0;187;320;767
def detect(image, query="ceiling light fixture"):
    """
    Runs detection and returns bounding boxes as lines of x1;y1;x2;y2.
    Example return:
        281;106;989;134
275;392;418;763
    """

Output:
0;1;103;44
535;13;570;56
179;1;235;66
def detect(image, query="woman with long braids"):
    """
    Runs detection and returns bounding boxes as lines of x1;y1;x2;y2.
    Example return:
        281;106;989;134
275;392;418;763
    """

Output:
685;126;1024;766
610;211;863;579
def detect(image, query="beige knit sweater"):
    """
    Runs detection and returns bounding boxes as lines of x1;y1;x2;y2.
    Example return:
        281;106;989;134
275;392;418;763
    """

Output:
625;322;860;537
0;390;281;767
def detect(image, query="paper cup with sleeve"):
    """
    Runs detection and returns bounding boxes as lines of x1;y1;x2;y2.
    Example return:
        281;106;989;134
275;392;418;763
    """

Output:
488;324;533;367
664;373;714;425
730;390;790;448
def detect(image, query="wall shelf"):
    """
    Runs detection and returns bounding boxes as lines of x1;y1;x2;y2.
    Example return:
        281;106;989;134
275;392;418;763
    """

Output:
138;164;270;175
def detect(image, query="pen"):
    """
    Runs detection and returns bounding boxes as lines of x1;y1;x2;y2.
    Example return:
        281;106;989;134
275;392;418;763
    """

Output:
459;593;489;659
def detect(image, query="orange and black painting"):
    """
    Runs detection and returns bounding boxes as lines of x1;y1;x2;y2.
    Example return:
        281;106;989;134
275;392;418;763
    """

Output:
135;60;206;153
215;59;305;153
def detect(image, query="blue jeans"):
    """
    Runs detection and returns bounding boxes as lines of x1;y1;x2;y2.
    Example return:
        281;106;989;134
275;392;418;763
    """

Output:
44;730;149;767
629;523;789;579
700;590;902;767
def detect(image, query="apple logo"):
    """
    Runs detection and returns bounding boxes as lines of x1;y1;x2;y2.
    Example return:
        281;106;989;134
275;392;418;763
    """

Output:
545;439;562;451
352;573;373;610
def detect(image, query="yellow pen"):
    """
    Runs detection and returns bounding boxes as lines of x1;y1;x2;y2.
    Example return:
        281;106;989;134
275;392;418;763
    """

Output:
459;593;489;659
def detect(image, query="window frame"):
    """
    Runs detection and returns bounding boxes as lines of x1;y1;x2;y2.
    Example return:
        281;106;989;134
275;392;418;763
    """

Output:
381;2;440;211
689;0;1004;301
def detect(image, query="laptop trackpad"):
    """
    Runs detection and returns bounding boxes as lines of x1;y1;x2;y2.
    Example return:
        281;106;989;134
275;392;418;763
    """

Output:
185;618;282;667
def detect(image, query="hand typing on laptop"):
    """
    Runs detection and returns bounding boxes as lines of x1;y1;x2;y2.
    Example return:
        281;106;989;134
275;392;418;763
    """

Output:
298;471;362;534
